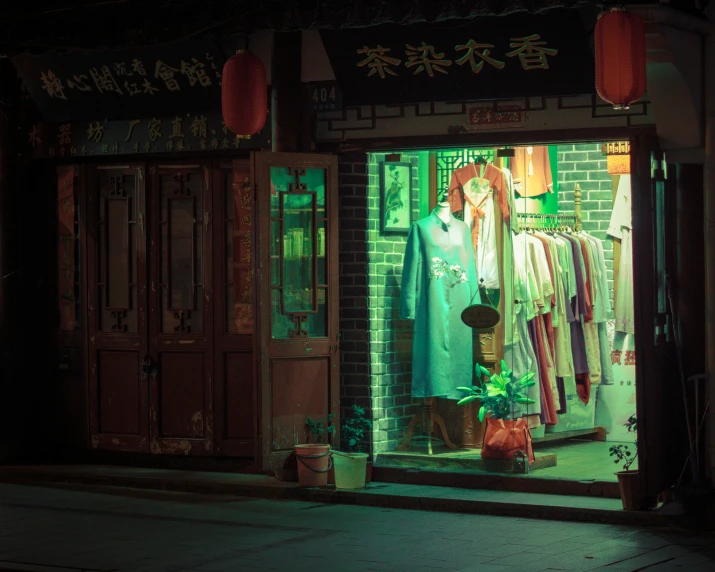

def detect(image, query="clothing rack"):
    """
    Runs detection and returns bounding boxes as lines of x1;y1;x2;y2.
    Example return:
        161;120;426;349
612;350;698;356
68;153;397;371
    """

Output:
514;184;583;231
515;212;579;231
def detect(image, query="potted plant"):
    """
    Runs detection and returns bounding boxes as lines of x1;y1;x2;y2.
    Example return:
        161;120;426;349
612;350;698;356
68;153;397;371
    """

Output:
294;414;335;488
610;415;642;510
332;405;373;489
457;361;537;463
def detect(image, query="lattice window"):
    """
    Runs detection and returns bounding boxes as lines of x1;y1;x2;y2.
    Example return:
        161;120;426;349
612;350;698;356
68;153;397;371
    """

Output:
435;148;495;219
435;148;495;193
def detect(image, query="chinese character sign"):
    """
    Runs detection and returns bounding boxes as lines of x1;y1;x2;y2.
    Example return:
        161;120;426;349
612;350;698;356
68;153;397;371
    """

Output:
13;39;225;122
319;12;593;106
34;110;269;159
595;331;637;441
232;163;254;334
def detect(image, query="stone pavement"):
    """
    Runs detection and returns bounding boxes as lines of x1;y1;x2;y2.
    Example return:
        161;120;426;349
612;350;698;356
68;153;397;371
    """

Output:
0;465;660;526
0;483;713;572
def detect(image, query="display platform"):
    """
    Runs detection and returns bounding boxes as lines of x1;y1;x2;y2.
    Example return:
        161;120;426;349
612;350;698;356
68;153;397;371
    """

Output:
377;447;557;474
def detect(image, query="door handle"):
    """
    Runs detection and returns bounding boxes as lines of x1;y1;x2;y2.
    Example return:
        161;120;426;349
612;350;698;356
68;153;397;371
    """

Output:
141;354;157;379
138;213;144;234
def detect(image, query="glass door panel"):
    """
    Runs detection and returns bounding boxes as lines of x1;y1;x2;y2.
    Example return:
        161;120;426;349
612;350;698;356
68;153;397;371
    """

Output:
269;165;328;339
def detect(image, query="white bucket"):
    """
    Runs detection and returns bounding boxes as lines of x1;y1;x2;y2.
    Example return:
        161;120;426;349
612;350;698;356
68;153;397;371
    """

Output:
332;451;368;489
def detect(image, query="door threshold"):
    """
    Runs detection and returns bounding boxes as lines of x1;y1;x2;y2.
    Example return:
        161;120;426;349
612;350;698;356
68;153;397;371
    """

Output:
372;465;621;499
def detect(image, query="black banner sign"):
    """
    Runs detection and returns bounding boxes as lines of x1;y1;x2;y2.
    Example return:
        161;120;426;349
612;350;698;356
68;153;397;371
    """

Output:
319;13;594;106
13;39;225;122
22;110;270;159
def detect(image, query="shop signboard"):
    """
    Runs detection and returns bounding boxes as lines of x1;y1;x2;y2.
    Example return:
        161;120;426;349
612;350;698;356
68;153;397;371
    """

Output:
465;104;526;130
13;39;225;122
23;110;271;159
320;12;594;106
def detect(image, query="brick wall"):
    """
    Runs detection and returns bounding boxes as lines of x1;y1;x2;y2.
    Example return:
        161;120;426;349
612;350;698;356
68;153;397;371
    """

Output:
557;143;615;312
366;153;423;454
337;153;372;450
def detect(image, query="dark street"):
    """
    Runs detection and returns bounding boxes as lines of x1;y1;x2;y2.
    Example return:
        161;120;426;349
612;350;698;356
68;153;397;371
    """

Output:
0;483;714;572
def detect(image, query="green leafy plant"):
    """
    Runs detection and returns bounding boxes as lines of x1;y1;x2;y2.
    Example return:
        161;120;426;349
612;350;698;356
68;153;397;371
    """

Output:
609;415;638;472
305;414;336;444
342;405;372;453
456;360;536;421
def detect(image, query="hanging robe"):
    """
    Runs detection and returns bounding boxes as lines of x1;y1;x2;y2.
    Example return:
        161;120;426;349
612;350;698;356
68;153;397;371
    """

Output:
400;210;479;400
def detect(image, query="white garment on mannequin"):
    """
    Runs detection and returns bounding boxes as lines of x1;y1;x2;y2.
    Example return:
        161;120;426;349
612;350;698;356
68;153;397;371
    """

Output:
434;202;451;225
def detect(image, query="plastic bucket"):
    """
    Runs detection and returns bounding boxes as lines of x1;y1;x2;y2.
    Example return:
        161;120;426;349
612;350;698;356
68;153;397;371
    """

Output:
294;444;332;487
333;451;368;489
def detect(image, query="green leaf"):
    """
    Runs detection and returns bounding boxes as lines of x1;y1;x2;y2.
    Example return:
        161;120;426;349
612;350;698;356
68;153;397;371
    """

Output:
479;365;491;377
515;398;536;404
457;395;479;406
520;372;536;383
522;380;536;388
500;359;507;372
457;386;475;393
478;406;486;423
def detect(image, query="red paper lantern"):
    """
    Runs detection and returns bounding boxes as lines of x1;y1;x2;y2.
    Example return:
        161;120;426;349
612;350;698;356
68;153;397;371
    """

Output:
222;50;268;136
595;8;647;110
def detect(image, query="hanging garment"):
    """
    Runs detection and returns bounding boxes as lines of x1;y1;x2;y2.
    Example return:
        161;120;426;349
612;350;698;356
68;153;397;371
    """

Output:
501;167;519;346
448;162;509;289
511;146;554;197
558;232;591;404
576;236;602;385
538;232;574;379
608;175;635;335
521;233;561;418
583;233;614;385
400;210;479;400
507;231;544;421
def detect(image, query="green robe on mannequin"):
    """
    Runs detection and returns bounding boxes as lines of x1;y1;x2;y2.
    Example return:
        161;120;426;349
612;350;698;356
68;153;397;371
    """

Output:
400;200;479;400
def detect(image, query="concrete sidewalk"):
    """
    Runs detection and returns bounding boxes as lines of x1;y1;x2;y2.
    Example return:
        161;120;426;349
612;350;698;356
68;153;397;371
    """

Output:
0;465;671;527
0;482;713;572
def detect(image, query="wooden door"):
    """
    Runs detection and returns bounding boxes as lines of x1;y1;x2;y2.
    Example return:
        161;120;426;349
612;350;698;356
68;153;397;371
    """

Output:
87;164;149;452
253;152;340;471
213;160;257;457
631;136;682;499
148;165;214;455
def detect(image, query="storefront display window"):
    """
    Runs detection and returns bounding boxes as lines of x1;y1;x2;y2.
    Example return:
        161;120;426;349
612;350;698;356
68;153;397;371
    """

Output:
368;143;637;482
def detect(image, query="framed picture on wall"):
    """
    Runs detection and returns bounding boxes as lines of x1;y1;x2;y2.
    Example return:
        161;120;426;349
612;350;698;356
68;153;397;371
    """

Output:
380;161;412;234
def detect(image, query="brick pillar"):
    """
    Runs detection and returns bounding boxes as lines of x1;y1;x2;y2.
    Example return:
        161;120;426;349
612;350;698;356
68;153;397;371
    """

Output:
337;153;372;452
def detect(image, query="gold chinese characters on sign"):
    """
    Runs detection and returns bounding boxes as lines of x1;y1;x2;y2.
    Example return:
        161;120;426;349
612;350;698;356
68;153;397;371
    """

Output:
45;113;253;158
232;165;254;334
39;53;222;101
356;35;558;78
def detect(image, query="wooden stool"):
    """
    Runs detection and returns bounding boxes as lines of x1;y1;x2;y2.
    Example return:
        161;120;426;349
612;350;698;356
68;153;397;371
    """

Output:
397;397;458;454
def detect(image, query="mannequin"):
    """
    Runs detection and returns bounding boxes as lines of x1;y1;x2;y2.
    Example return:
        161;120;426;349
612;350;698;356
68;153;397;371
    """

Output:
398;187;478;454
434;189;451;225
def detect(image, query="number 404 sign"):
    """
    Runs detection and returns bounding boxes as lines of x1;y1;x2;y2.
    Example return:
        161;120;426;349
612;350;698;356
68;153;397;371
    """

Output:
309;81;342;112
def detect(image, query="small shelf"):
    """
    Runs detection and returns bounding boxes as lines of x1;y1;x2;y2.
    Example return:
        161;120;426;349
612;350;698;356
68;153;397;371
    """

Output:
532;427;606;446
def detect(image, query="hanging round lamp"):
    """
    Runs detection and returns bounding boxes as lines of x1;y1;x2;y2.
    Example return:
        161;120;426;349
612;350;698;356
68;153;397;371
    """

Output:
461;286;501;330
461;304;501;330
222;50;268;136
595;7;647;110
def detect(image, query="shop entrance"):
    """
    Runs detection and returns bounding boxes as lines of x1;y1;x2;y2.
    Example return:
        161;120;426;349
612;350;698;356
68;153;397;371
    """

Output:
68;152;341;468
86;164;215;454
364;137;679;494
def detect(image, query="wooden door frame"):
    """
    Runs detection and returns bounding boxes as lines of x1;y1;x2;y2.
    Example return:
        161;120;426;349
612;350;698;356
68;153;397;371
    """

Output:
147;162;215;456
631;134;682;499
253;151;340;472
212;159;258;458
86;163;150;452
